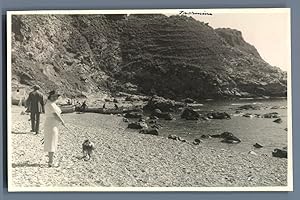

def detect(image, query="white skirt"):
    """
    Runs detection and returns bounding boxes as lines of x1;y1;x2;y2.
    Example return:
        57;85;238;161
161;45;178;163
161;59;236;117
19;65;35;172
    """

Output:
43;116;60;152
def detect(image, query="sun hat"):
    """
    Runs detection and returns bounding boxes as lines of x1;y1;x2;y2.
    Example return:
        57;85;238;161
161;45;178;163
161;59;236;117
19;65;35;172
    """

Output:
48;90;61;97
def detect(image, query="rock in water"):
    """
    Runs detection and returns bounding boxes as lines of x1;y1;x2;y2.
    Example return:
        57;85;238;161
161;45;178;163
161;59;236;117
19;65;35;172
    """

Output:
219;132;241;144
253;143;263;148
181;108;200;120
207;112;231;119
263;112;280;118
236;104;261;110
272;148;287;158
273;118;283;124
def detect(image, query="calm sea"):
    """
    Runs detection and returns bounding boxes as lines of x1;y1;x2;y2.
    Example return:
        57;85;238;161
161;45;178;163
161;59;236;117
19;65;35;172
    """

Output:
157;98;288;153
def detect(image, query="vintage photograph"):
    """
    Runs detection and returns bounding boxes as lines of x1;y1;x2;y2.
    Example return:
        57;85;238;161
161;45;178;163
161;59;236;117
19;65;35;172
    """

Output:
7;9;292;191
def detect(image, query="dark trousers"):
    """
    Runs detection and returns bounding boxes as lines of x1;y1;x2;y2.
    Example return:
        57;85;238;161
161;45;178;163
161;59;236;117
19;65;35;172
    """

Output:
30;112;41;134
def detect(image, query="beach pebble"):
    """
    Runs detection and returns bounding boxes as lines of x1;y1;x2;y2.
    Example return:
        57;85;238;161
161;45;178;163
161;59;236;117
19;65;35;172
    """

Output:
253;143;263;148
273;118;283;124
248;151;257;156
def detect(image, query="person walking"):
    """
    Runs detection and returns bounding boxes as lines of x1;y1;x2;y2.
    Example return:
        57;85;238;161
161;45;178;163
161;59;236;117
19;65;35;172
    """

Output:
43;90;66;167
26;85;45;135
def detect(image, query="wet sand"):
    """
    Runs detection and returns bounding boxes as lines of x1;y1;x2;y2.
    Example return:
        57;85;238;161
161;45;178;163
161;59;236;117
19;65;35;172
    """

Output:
10;105;287;188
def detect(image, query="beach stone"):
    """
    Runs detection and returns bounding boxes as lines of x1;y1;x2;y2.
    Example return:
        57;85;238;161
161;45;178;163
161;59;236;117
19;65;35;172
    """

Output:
200;134;211;139
124;112;143;119
127;122;148;129
272;148;287;158
139;128;159;136
248;151;257;155
253;143;263;148
220;132;241;144
181;108;200;120
273;118;283;124
168;134;177;140
193;138;202;145
207;112;231;119
263;112;280;118
177;137;186;142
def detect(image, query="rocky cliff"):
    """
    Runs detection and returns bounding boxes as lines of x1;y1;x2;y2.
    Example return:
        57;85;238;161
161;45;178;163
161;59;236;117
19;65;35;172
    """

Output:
11;14;287;100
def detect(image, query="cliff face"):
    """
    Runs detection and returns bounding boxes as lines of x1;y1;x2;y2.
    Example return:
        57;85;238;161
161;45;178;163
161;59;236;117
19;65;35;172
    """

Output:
11;14;287;100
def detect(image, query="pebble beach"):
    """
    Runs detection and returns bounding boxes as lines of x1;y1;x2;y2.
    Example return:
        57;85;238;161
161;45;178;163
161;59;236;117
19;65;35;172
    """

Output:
10;105;288;189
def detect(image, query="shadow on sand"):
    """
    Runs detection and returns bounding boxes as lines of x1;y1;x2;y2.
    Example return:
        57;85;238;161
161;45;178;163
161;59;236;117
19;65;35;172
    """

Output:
12;161;46;168
11;131;32;135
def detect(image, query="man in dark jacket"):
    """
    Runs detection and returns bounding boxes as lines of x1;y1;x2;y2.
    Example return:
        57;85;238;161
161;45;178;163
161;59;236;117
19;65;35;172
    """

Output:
26;85;45;134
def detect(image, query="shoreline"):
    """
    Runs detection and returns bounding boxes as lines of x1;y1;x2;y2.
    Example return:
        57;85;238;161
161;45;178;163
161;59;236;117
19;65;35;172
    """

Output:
10;105;288;188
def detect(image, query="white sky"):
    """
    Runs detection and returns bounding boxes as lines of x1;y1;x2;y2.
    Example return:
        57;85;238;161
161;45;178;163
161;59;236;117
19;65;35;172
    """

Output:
190;11;290;71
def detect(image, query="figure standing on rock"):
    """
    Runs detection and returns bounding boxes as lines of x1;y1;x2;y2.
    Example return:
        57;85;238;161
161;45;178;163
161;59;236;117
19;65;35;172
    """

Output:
43;90;66;167
26;85;45;135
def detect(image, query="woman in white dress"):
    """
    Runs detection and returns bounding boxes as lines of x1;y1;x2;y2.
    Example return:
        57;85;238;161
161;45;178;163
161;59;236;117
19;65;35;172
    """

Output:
44;90;65;167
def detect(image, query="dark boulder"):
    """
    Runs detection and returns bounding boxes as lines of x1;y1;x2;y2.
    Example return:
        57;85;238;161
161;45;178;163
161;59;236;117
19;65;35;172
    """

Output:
181;108;200;120
139;128;159;136
207;112;231;119
273;118;283;124
127;122;148;129
219;132;241;144
143;95;176;112
263;112;280;118
124;112;143;119
253;143;263;148
272;148;287;158
123;118;129;123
